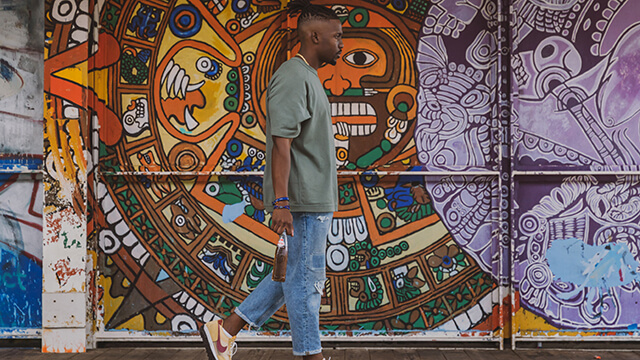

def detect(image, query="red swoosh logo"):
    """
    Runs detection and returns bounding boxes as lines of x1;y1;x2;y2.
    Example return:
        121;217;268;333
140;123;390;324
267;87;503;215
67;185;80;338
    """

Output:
216;337;227;353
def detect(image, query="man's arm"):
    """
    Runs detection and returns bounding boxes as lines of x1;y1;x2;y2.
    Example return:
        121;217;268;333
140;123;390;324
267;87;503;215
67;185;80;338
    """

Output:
271;136;294;236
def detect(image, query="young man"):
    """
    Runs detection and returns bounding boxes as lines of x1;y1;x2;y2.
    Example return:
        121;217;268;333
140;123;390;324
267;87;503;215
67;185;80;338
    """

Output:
200;1;343;359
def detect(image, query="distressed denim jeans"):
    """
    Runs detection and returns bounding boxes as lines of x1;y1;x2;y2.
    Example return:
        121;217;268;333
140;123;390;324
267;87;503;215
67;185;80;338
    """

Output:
235;212;333;356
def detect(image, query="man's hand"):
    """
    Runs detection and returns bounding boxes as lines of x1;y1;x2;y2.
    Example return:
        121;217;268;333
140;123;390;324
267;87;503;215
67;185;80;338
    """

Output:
271;136;294;236
271;208;294;236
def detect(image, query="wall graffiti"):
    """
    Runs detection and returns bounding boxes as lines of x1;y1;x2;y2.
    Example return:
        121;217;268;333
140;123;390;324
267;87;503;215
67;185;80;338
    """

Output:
0;0;44;332
33;0;502;337
0;174;43;329
512;0;640;334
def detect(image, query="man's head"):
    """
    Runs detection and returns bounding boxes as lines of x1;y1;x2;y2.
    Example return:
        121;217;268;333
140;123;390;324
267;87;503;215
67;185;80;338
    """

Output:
287;0;343;66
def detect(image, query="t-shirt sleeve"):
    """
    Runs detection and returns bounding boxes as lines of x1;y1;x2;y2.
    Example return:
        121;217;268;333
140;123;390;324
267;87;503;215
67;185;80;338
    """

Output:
266;70;310;138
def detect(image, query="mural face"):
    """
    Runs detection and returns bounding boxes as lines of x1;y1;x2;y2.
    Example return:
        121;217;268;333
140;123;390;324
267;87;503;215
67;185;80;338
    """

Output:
58;0;501;337
511;0;640;335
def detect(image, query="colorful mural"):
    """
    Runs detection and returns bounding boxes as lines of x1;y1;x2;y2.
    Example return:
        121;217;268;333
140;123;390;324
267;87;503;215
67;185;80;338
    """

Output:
511;0;640;337
0;0;44;332
34;0;503;338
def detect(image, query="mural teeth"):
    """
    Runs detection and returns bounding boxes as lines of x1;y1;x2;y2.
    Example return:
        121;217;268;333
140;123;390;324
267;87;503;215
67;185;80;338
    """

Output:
331;103;338;116
173;69;185;98
131;244;147;259
351;103;359;115
194;304;205;317
184;107;200;131
97;183;108;201
467;302;484;324
167;65;180;97
366;103;375;115
342;103;350;116
106;206;123;225
186;297;197;310
122;232;138;247
186;80;204;92
180;75;189;98
161;60;174;86
114;220;130;237
203;311;214;323
453;312;471;330
179;292;189;304
173;291;184;300
139;253;149;265
101;193;115;212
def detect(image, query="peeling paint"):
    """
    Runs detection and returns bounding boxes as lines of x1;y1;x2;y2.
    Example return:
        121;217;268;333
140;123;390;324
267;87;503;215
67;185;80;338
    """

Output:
51;258;83;288
0;58;23;99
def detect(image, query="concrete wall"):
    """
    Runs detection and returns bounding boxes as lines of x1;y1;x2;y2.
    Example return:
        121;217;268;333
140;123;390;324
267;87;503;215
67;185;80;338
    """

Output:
0;0;44;334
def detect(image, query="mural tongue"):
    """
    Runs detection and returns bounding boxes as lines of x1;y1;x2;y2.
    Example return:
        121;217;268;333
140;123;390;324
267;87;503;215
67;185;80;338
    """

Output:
161;90;205;131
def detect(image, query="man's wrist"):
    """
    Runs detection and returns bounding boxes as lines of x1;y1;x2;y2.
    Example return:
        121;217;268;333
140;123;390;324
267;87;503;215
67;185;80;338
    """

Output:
273;196;290;206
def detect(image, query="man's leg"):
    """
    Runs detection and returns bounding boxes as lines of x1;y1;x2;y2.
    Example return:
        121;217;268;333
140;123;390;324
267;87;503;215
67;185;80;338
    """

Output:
202;213;311;359
221;313;246;337
283;213;333;359
201;264;286;360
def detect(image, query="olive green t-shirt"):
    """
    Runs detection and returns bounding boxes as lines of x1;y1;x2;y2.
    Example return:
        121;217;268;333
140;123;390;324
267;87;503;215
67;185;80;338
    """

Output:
263;57;338;213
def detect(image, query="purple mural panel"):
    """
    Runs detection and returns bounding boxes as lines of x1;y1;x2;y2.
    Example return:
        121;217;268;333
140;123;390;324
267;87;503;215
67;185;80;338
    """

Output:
512;0;640;332
415;0;501;281
512;0;640;171
514;176;640;328
416;0;499;172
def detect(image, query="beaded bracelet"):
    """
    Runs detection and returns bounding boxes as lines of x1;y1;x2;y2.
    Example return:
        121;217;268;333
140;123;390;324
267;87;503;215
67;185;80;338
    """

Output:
273;204;290;210
272;197;289;205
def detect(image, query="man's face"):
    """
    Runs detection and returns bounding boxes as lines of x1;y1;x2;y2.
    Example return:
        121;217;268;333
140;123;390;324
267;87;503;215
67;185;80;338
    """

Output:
316;19;343;65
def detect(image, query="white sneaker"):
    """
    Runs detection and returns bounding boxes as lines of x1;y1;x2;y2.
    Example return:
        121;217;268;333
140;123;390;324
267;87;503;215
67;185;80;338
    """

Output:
200;319;238;360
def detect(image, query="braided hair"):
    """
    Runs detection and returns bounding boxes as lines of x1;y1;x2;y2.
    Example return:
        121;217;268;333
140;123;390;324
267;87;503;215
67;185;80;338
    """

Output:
286;0;339;27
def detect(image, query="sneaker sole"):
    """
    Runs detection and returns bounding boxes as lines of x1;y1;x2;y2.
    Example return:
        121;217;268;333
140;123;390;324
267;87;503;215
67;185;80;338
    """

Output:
200;325;219;360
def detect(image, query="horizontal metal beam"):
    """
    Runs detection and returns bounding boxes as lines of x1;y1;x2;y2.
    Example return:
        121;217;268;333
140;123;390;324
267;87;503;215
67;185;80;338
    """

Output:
100;170;500;177
513;171;640;176
94;332;501;343
0;169;43;174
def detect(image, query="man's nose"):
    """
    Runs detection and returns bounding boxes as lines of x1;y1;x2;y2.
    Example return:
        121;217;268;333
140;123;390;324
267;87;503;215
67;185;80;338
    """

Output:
324;73;351;96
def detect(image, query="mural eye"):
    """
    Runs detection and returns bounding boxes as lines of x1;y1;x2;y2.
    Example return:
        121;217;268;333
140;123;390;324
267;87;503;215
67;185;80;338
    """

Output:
196;57;222;80
175;215;186;227
343;50;378;67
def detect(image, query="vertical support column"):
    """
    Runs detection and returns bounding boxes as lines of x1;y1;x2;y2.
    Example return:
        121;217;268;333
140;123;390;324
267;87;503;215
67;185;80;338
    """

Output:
42;104;89;353
497;0;513;350
42;1;91;353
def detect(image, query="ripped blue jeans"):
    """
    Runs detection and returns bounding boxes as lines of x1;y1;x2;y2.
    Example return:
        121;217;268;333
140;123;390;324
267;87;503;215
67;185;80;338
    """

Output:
235;212;332;356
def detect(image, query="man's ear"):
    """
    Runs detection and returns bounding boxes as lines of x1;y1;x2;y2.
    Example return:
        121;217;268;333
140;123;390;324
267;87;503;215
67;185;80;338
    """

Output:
311;31;320;44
